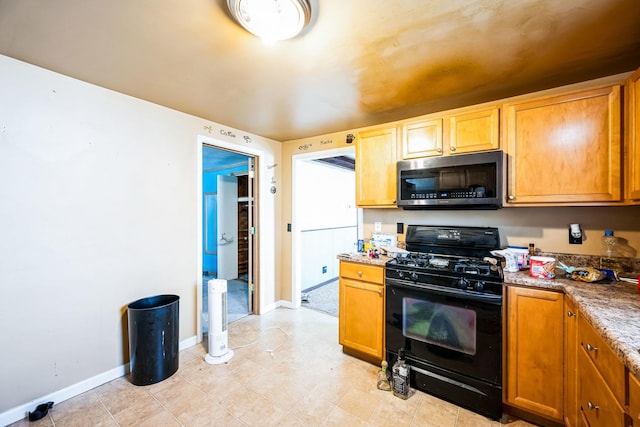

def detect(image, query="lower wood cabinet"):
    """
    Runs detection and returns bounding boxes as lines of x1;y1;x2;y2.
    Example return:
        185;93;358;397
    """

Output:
506;286;564;422
338;261;385;364
578;348;625;427
629;372;640;425
565;297;579;427
577;315;626;426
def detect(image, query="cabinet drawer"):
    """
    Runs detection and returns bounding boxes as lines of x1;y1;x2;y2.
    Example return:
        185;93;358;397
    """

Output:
578;348;625;427
629;372;640;424
578;316;625;404
340;262;384;284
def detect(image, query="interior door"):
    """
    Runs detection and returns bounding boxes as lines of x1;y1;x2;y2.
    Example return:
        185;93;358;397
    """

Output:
247;158;255;312
217;175;238;280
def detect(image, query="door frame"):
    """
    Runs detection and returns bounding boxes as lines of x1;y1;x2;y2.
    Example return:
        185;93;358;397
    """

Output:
197;135;263;343
291;146;361;308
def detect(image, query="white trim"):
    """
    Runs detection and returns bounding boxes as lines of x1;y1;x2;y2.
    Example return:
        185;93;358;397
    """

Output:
196;135;264;342
276;299;296;310
0;336;198;426
291;146;356;310
179;335;198;351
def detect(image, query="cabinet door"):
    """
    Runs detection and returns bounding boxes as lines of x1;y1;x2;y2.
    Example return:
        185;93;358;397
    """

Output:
564;297;579;427
356;127;398;207
578;315;625;404
401;119;443;158
507;286;564;421
338;277;384;362
629;372;640;424
627;68;640;200
448;107;500;154
578;349;625;427
504;85;622;204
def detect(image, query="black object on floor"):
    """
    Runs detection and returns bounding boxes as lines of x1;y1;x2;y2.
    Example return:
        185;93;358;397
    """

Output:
28;401;53;421
127;294;180;386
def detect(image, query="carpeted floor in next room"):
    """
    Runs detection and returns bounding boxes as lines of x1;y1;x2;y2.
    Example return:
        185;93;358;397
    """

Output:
302;279;338;317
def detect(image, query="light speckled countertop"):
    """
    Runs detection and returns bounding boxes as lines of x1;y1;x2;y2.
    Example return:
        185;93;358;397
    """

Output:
337;254;640;379
505;271;640;380
337;253;390;267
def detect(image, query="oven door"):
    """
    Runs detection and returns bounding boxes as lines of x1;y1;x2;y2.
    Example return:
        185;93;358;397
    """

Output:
385;278;502;385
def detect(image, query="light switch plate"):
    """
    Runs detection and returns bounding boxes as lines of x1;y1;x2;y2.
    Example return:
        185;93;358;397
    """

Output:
374;222;382;232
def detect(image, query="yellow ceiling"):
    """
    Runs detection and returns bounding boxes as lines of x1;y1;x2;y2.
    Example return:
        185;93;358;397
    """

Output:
0;0;639;141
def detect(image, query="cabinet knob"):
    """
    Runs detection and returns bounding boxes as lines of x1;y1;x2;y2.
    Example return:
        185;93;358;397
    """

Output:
585;343;598;352
508;195;516;201
377;290;383;296
567;311;575;317
358;271;363;277
587;401;599;411
437;147;442;153
450;146;456;152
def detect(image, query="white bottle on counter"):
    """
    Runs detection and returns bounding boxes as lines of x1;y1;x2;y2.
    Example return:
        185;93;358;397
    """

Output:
601;230;618;257
601;230;622;271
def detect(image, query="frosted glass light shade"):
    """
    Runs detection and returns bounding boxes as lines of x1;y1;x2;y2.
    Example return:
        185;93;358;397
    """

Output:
227;0;312;41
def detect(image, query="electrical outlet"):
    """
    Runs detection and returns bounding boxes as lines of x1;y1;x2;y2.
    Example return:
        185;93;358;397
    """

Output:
569;229;582;244
397;222;404;234
374;222;382;232
569;224;582;244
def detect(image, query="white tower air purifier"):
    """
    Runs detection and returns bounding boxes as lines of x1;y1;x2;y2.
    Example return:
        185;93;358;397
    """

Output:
204;279;234;364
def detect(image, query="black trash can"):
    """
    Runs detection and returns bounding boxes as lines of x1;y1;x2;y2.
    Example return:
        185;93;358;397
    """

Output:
127;294;179;386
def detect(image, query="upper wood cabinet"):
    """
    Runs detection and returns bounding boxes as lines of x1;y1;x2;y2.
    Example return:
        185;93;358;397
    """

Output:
355;127;398;207
402;118;443;158
506;286;564;422
448;107;500;154
626;68;640;201
504;85;622;205
400;107;500;159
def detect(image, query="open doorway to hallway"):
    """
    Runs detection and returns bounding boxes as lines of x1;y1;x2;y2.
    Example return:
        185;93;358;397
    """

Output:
292;148;359;317
202;145;256;331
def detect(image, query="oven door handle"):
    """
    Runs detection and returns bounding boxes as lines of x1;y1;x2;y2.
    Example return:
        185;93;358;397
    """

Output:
386;280;502;305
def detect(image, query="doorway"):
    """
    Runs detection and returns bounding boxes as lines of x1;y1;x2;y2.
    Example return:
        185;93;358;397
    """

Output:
292;147;360;317
202;144;256;333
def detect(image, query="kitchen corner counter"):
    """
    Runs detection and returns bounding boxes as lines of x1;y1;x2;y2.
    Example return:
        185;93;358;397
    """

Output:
505;271;640;379
337;253;390;267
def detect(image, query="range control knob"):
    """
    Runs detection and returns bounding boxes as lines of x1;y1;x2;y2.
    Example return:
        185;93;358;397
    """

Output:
457;278;469;289
397;271;404;279
410;272;419;281
474;281;485;292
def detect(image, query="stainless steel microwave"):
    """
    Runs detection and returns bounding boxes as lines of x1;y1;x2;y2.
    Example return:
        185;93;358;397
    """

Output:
397;150;505;209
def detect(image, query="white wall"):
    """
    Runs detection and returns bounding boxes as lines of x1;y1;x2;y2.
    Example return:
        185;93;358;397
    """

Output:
0;55;281;420
296;161;357;288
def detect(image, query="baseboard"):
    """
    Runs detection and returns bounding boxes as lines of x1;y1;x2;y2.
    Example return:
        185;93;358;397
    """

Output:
0;335;198;426
179;335;198;351
302;277;338;293
275;300;296;310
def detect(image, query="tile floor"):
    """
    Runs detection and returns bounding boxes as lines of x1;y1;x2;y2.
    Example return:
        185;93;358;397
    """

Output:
11;307;537;426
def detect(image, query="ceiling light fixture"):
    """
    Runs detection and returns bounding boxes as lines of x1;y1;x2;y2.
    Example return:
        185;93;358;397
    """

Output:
227;0;312;41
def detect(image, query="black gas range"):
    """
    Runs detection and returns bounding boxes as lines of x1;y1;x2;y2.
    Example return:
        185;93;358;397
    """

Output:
385;225;504;420
386;252;503;297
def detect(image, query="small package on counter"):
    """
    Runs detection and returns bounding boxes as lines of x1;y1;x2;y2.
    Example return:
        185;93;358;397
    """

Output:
371;233;397;251
567;268;606;283
530;256;555;279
